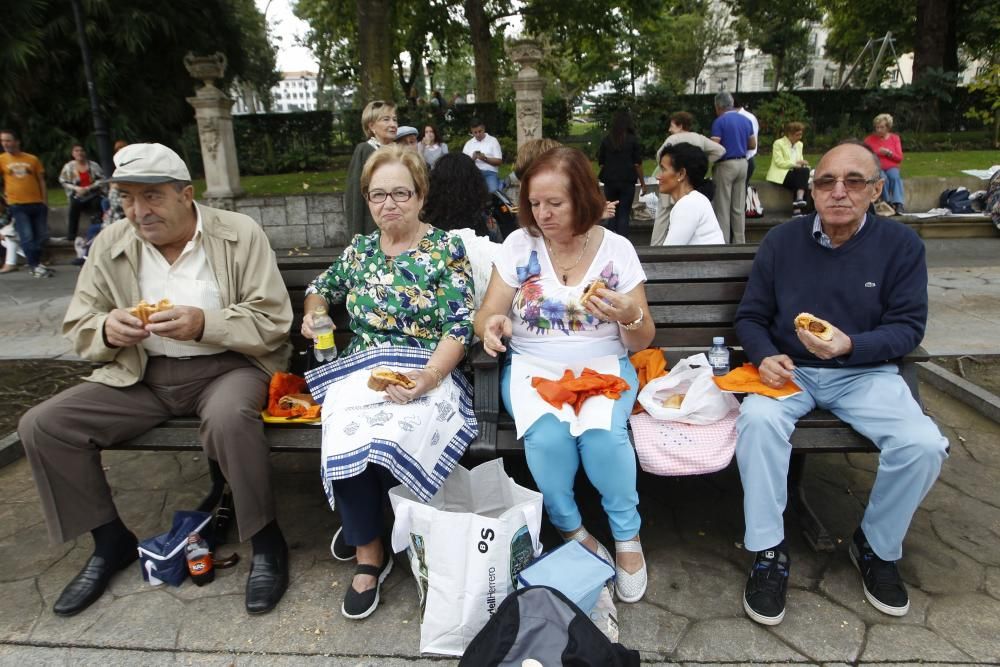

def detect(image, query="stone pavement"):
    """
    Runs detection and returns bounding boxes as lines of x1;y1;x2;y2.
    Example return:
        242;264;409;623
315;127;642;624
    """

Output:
2;238;1000;664
1;383;999;665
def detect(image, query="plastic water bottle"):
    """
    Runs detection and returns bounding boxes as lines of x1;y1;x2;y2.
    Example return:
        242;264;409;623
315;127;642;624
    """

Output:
185;532;215;586
312;306;337;363
708;336;730;376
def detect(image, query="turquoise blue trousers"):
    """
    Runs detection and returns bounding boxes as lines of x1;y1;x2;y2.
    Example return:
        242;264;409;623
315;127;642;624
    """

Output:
502;356;641;541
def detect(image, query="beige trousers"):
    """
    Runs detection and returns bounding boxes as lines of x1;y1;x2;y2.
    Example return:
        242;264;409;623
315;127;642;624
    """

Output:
711;159;748;244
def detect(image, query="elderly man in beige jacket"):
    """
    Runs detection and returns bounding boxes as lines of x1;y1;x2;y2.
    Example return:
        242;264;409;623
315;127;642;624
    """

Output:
19;144;293;618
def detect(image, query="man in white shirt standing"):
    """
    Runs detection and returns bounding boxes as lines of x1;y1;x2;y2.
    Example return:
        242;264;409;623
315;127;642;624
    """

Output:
19;144;294;618
736;100;760;186
462;117;503;193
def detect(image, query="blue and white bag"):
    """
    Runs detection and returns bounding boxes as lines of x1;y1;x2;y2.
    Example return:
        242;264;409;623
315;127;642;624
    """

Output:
137;511;213;587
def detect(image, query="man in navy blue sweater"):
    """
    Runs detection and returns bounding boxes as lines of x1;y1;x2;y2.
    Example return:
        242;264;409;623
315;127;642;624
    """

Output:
734;141;948;626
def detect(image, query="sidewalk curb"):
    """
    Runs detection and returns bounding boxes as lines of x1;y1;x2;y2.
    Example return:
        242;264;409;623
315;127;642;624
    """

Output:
917;360;1000;424
0;430;24;468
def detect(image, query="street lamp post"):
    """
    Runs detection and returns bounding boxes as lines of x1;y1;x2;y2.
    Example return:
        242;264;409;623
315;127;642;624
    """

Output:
70;0;113;177
426;59;436;96
734;43;746;94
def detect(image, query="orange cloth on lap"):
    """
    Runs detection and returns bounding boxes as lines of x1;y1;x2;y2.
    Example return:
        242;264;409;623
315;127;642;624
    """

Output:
531;368;631;415
629;348;669;414
713;363;801;398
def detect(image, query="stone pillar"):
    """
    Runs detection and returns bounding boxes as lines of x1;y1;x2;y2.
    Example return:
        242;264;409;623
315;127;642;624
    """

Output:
184;52;243;207
507;39;545;150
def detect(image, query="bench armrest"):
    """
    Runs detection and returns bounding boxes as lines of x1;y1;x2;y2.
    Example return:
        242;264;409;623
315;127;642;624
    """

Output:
470;342;499;369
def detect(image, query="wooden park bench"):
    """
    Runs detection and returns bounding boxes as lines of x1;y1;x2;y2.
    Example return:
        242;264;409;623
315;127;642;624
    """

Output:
468;244;929;552
112;244;929;552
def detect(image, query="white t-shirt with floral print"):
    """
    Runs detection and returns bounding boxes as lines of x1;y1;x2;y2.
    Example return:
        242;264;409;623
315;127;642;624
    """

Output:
496;228;646;363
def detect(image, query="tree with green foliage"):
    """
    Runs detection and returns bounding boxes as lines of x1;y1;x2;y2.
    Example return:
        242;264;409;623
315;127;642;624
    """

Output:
0;0;277;175
727;0;821;91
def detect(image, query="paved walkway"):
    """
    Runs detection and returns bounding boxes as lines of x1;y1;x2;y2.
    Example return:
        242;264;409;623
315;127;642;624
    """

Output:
1;239;999;664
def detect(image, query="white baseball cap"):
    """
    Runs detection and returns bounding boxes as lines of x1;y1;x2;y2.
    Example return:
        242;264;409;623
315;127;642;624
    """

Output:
395;126;419;141
110;143;191;183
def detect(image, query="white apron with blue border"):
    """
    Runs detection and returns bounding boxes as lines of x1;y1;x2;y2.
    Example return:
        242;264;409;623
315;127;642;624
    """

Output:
305;345;477;508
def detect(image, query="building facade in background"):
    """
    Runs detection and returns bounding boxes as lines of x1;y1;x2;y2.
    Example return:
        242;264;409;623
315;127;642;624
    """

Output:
233;71;320;115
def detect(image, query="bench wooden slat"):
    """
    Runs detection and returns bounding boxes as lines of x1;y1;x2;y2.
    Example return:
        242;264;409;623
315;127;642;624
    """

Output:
649;304;739;325
644;260;755;281
645;282;747;304
651;327;738;347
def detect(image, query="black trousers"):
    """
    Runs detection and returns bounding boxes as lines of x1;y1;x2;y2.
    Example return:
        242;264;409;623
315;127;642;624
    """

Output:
602;181;636;237
782;167;811;194
331;464;401;546
67;195;102;239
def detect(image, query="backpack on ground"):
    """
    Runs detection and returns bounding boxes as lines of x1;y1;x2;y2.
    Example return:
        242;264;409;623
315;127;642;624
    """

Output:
745;185;764;218
458;585;640;667
939;187;976;214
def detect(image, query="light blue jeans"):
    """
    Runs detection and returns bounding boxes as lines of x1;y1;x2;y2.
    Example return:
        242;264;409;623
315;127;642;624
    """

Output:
502;356;641;541
736;364;948;560
882;167;905;206
481;170;500;194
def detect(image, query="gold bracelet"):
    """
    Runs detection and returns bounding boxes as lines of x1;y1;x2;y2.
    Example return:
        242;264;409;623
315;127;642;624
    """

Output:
425;364;445;387
621;307;644;331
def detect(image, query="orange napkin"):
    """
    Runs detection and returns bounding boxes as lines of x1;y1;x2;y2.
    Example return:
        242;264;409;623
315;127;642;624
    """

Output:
629;348;669;414
266;371;320;418
713;363;801;398
531;368;631;415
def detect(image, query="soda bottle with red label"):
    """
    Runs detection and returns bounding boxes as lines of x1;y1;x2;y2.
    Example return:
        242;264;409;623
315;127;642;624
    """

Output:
185;532;215;586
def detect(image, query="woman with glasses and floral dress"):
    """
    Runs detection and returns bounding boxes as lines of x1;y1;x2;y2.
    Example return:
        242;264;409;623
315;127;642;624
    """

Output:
345;101;398;237
302;145;476;621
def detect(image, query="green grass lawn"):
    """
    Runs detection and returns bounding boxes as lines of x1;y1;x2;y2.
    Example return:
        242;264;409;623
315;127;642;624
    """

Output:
45;149;997;207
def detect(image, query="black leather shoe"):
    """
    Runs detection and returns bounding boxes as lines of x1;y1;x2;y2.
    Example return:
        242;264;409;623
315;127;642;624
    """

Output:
53;551;138;617
245;546;289;615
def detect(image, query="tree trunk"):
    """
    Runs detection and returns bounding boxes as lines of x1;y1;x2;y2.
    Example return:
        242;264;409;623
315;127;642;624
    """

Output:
464;0;497;103
772;55;783;91
357;0;395;102
913;0;956;81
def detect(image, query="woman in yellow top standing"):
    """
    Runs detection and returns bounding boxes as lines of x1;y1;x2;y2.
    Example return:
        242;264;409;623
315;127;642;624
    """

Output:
765;122;810;216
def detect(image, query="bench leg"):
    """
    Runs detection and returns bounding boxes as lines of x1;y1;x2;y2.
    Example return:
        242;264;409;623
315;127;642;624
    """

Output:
195;459;234;543
789;453;836;553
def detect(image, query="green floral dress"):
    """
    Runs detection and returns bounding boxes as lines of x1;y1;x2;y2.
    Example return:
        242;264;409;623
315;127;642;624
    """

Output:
308;227;474;356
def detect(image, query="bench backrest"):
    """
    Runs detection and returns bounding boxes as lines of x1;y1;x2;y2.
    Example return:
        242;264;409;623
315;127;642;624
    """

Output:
278;244;757;370
637;245;755;350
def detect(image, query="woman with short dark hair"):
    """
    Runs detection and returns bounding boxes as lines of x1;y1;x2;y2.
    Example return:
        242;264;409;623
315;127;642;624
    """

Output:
657;143;724;245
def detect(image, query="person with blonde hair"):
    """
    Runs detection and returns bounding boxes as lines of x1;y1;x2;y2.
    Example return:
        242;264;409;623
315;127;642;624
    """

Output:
302;144;476;620
345;100;398;236
864;113;905;214
766;121;811;216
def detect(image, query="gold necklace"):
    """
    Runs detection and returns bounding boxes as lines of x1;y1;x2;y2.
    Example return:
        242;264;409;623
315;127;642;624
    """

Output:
545;229;591;284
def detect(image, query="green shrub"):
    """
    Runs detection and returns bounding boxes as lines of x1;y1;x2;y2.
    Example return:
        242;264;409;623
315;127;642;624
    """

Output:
755;93;811;142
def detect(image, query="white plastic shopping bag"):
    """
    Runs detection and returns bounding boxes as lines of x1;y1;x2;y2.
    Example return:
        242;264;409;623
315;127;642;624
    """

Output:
638;353;739;424
389;459;544;656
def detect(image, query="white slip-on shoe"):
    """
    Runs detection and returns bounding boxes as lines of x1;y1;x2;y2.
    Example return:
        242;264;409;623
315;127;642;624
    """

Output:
614;539;647;603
